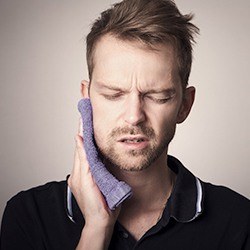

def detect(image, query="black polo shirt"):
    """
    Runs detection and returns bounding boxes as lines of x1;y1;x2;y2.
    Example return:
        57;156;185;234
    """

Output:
1;156;249;249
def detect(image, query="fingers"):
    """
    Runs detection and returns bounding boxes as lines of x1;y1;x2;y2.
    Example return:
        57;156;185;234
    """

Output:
69;119;89;189
75;134;90;175
74;117;84;164
78;117;83;137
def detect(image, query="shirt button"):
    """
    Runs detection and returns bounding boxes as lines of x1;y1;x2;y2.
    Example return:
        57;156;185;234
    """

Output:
122;232;129;239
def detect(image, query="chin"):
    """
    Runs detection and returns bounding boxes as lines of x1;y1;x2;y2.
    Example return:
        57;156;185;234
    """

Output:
118;160;151;172
103;152;158;172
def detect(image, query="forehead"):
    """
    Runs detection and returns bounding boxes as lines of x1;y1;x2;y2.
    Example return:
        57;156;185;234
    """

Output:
91;34;179;89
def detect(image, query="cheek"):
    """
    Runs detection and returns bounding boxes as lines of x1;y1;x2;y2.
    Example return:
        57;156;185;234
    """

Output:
92;110;106;138
149;110;179;140
91;102;117;142
91;96;123;127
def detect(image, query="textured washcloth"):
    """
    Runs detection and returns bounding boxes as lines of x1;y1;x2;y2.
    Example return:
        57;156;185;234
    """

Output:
77;98;132;210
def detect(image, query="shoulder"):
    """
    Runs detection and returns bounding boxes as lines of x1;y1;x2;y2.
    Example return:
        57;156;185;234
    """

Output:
1;180;81;248
202;181;249;211
6;180;67;215
8;180;66;202
201;181;250;230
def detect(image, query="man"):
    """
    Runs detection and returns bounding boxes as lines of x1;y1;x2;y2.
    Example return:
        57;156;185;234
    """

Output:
1;0;249;249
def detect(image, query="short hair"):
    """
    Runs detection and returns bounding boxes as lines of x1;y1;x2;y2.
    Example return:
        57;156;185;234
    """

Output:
86;0;199;88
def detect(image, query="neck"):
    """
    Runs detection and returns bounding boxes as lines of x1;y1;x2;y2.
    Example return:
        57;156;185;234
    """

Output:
110;154;175;211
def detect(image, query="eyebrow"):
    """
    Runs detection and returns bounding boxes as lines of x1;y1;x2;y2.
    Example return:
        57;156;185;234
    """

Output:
95;81;176;95
145;88;176;95
95;82;128;92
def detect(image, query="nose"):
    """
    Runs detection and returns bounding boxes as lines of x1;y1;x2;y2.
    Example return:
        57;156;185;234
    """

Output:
123;94;146;126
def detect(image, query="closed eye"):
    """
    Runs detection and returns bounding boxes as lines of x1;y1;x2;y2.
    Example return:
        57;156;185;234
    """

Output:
145;94;175;104
102;93;124;100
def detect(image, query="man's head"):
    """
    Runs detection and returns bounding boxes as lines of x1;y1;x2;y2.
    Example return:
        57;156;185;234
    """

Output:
86;0;199;89
82;0;198;172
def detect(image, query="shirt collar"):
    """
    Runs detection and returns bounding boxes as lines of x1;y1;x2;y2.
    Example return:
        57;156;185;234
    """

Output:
65;155;204;224
166;155;204;223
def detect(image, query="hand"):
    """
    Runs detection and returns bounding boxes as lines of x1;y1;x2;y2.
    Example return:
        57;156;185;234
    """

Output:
67;119;120;249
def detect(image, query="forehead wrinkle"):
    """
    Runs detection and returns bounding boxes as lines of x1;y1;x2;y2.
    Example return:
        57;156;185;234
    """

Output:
92;35;180;93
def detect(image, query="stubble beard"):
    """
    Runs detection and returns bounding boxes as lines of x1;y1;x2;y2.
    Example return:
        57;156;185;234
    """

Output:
96;124;176;172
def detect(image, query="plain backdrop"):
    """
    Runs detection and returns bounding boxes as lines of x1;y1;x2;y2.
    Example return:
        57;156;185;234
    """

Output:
0;0;249;220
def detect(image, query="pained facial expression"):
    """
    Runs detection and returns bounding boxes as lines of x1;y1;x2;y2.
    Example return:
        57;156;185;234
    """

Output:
88;35;184;172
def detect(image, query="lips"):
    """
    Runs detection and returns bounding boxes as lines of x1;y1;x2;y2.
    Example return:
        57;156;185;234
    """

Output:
117;135;150;151
118;135;149;143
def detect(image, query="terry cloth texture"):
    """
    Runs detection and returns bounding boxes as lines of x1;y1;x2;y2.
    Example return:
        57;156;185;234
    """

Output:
1;156;249;250
77;98;132;210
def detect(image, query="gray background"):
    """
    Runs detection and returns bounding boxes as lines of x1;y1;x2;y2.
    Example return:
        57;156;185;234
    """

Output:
1;0;250;220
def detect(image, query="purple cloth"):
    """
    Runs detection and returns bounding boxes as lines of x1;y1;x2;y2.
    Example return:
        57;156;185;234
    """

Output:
78;98;132;210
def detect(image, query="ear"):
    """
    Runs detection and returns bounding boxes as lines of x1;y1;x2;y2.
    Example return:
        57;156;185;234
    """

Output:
177;86;195;124
81;80;90;98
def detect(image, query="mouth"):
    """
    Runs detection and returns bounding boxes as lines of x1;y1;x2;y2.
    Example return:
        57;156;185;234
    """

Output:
118;136;148;143
117;136;149;150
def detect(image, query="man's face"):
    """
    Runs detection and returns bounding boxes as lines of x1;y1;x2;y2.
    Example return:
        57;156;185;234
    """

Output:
88;35;184;172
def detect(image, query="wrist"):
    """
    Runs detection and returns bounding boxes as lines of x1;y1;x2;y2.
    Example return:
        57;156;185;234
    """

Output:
84;220;115;235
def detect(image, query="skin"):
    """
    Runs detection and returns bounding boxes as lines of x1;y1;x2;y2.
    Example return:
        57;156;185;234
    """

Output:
68;34;195;249
89;35;189;172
